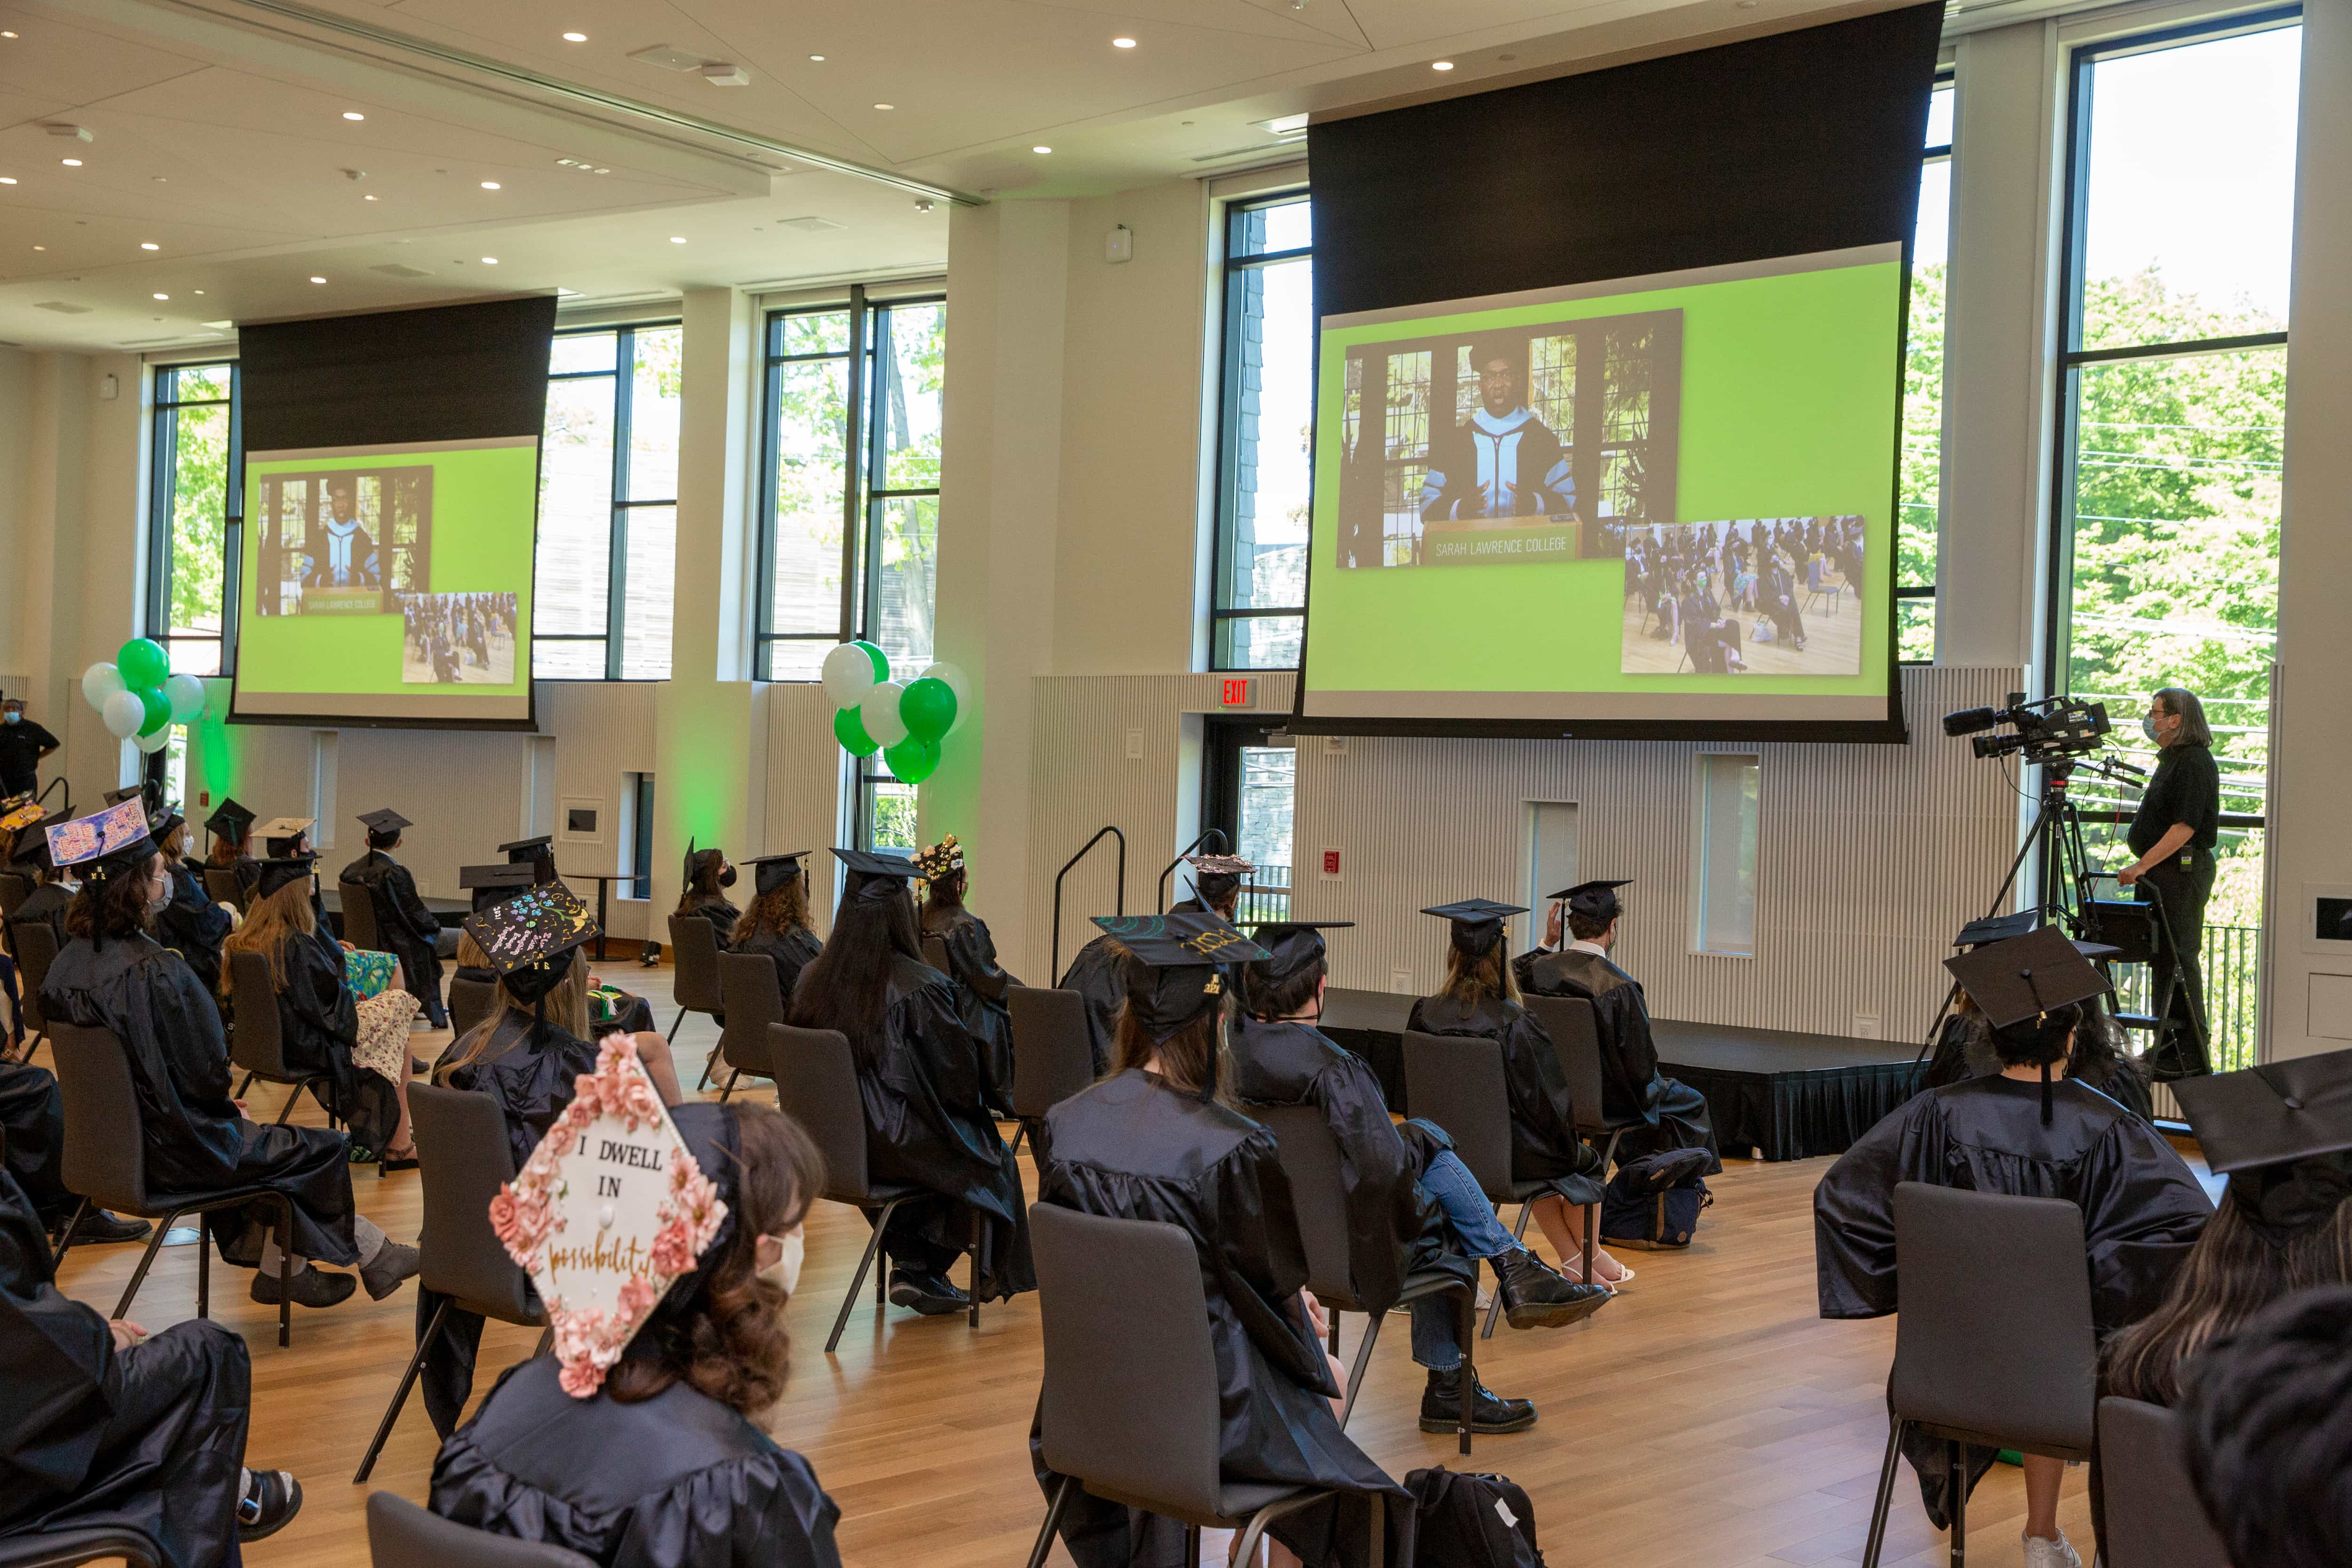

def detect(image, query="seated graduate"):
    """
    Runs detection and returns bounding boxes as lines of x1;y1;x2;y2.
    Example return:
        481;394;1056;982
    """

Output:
0;1165;304;1564
1813;929;2211;1568
678;840;742;950
338;806;449;1028
731;851;824;1001
200;796;258;903
1058;852;1252;1075
1231;918;1605;1436
1408;898;1624;1287
9;827;72;949
486;844;661;1035
1922;915;2156;1122
1034;912;1407;1568
453;862;538;986
222;855;417;1168
914;834;1020;1115
787;848;1032;1317
1513;879;1722;1176
150;808;237;1000
2177;1284;2352;1568
39;800;421;1309
253;817;329;924
431;1087;842;1568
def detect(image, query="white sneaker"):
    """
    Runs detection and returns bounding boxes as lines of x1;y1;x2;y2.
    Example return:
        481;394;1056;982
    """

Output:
2020;1530;2081;1568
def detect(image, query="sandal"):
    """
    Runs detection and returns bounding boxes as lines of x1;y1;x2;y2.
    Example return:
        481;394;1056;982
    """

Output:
381;1145;420;1171
237;1469;303;1543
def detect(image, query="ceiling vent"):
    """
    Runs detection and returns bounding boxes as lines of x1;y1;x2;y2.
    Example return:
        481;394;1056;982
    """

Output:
35;301;91;314
372;263;436;279
778;215;845;232
627;43;706;71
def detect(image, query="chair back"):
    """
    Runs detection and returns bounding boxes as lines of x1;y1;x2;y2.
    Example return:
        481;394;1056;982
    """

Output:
716;953;785;1080
921;933;953;975
339;881;384;951
448;977;498;1042
1007;986;1097;1121
203;868;244;909
1890;1183;2099;1457
2095;1396;2230;1568
48;1019;147;1211
366;1491;598;1568
771;1024;873;1204
1258;1105;1358;1308
10;919;58;1035
0;871;30;918
409;1082;536;1323
1032;1202;1224;1521
1402;1029;1514;1202
1521;993;1617;1134
666;914;724;1013
228;949;295;1079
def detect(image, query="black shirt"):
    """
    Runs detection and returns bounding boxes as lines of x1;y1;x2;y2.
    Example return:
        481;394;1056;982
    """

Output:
2129;742;2221;858
0;720;59;792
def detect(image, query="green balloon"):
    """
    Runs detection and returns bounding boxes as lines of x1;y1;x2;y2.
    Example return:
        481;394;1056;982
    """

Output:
834;705;881;757
136;687;172;737
883;736;938;785
117;638;170;690
852;639;889;683
900;677;957;743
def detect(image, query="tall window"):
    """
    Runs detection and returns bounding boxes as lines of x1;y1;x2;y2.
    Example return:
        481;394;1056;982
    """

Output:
145;362;240;677
2052;13;2298;1068
532;324;681;680
1210;193;1313;670
1692;754;1761;956
1898;72;1955;662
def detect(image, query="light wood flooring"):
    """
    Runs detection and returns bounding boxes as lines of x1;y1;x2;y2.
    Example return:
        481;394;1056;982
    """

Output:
1618;583;1865;677
45;963;2101;1568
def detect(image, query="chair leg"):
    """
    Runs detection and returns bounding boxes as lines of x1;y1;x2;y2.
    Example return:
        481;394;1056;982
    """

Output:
1186;1525;1204;1568
1456;1285;1475;1457
273;1084;299;1125
51;1195;90;1266
1327;1311;1340;1359
1339;1311;1382;1428
1006;1121;1026;1165
1582;1201;1597;1304
1482;1202;1536;1340
196;1210;210;1320
234;1071;254;1099
354;1297;449;1482
1860;1417;1904;1568
274;1199;294;1348
1025;1476;1075;1568
718;1068;741;1104
112;1207;180;1321
826;1197;904;1353
1947;1440;1967;1568
969;1205;983;1329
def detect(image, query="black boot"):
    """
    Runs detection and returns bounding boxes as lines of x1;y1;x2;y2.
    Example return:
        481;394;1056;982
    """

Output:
1420;1367;1538;1434
888;1268;970;1316
1493;1246;1611;1329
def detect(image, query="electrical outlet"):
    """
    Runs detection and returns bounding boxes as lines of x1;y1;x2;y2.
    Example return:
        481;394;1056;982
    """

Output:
1853;1011;1882;1040
1123;727;1144;760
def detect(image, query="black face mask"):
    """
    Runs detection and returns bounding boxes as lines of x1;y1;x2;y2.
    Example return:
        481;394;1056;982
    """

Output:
716;865;737;889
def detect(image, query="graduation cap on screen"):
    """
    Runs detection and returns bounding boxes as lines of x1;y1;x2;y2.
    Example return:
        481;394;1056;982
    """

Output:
1550;878;1632;926
501;835;558;883
462;881;597;1008
1091;912;1271;1070
358;807;412;838
1422;898;1528;960
461;861;540;913
2173;1049;2352;1244
1943;927;2114;1125
1239;920;1353;994
254;818;316;857
832;847;921;902
204;797;255;841
743;852;810;899
254;856;317;900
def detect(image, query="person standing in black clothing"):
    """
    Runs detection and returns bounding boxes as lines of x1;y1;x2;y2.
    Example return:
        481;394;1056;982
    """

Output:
0;698;61;801
2119;686;2223;1077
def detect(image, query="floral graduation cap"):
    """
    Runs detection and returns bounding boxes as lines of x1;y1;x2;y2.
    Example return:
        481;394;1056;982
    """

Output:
911;833;963;883
489;1035;730;1398
44;797;152;872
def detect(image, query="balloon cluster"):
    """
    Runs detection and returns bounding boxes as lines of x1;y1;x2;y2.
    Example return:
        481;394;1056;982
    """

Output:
821;642;969;785
83;639;206;754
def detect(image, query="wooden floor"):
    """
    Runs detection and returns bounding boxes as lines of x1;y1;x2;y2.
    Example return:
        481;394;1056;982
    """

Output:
46;963;2102;1568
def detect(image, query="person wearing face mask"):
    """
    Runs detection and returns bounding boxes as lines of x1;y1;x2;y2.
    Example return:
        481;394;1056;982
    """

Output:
2118;686;2223;1077
676;841;741;952
149;808;237;1002
0;698;61;801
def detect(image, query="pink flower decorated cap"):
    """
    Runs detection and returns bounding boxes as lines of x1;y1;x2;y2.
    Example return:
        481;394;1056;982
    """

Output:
489;1035;732;1398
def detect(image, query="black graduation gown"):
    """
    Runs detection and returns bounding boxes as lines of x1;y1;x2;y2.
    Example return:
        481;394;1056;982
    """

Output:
923;905;1020;1115
1034;1071;1411;1568
1813;1075;2211;1525
1921;1011;2158;1124
1056;934;1123;1077
1229;1017;1473;1316
682;897;740;951
1404;993;1606;1206
431;1356;842;1568
341;850;446;1025
41;933;361;1266
739;924;822;1009
270;931;400;1157
1514;947;1722;1174
151;864;233;1001
0;1172;252;1568
0;1058;68;1224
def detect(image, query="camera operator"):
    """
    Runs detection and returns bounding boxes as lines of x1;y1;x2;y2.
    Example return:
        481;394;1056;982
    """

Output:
2118;686;2220;1072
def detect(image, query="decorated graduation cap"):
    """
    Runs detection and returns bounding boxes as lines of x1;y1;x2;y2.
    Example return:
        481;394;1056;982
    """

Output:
1943;927;2114;1124
911;834;963;884
254;856;318;900
253;817;316;857
832;846;920;903
1551;878;1632;927
1183;852;1255;905
1;800;46;837
358;807;412;840
489;1036;732;1398
742;852;810;899
44;797;154;879
1422;897;1529;960
461;861;540;914
463;881;598;1009
1240;919;1354;994
203;796;256;842
501;835;559;885
2173;1048;2352;1245
1091;912;1270;1069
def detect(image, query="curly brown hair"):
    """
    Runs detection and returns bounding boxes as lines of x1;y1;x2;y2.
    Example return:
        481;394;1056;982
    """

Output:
64;853;165;941
603;1102;826;1417
731;876;810;948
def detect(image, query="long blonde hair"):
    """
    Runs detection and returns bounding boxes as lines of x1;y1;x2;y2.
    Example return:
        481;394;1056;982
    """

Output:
220;877;315;995
440;943;593;1077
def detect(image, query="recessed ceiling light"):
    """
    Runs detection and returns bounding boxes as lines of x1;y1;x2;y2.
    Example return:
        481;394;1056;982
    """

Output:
342;111;365;120
310;276;326;283
61;158;81;167
1033;145;1052;154
668;235;687;243
808;54;825;62
0;177;14;185
140;241;159;250
1112;36;1137;48
873;103;893;111
480;180;501;190
193;289;203;294
31;245;43;251
1431;59;1455;71
153;292;168;300
481;256;498;264
364;193;378;200
1;31;16;38
562;31;587;42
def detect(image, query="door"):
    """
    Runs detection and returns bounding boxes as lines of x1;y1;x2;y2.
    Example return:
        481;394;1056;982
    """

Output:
1201;717;1295;923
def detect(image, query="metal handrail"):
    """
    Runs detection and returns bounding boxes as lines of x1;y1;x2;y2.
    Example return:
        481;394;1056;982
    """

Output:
35;776;70;816
1050;826;1126;980
1154;829;1232;914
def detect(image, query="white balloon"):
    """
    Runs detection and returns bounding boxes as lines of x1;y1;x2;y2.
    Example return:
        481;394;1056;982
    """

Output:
920;661;973;735
164;672;206;724
102;689;146;740
136;726;171;754
821;642;879;708
82;662;125;710
861;681;908;747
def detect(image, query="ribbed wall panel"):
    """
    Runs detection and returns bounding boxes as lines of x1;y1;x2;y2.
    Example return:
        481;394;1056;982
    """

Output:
535;682;658;940
762;683;850;939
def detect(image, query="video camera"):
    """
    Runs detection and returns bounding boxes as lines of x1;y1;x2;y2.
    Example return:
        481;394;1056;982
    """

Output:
1942;693;2113;766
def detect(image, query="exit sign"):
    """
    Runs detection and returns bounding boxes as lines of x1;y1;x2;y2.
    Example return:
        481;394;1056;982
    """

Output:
1218;677;1254;708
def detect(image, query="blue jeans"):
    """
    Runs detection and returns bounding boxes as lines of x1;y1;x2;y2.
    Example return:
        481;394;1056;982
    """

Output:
1405;1145;1520;1371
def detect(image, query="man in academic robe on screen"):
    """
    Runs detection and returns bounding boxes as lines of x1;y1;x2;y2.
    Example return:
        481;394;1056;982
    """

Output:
1419;338;1577;525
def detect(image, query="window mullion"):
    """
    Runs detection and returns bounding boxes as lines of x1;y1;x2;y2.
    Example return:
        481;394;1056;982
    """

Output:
607;331;635;682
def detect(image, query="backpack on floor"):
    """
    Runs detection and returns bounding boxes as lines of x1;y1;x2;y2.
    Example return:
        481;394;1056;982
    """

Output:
1599;1147;1713;1249
1402;1466;1545;1568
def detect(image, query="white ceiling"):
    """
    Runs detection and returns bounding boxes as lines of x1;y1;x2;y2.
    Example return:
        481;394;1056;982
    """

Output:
0;0;1906;351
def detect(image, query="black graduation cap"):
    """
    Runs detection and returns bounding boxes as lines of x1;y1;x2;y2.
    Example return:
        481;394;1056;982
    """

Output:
462;881;597;979
500;835;557;884
1955;909;2041;949
2173;1050;2352;1240
1940;926;2114;1030
1422;898;1527;959
358;807;412;837
1091;912;1271;1048
204;797;255;840
10;825;52;872
744;852;810;898
254;856;316;899
832;847;920;902
1550;878;1632;925
460;861;540;913
682;837;726;891
149;808;185;846
1240;920;1353;990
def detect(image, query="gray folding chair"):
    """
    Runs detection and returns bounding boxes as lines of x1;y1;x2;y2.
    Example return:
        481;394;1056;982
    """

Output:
1523;992;1645;1283
227;949;340;1131
1403;1029;1552;1338
714;952;785;1103
47;1019;297;1345
1860;1184;2100;1568
1259;1103;1475;1453
353;1083;548;1481
9;918;58;1058
2095;1396;2230;1568
0;870;31;920
202;867;245;911
1004;985;1097;1164
667;914;726;1090
0;1526;166;1568
921;933;952;974
1026;1203;1386;1568
366;1491;597;1568
447;977;498;1042
339;880;385;951
771;1022;982;1350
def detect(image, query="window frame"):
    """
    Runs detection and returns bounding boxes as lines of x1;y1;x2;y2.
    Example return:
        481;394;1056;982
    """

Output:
143;359;243;674
1896;67;1955;663
1208;189;1313;672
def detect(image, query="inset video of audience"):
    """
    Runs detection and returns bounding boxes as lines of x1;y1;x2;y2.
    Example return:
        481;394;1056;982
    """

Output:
401;591;519;685
252;467;433;616
1620;515;1866;677
1328;310;1682;570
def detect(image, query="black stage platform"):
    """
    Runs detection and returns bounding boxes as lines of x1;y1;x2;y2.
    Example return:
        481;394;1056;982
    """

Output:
1320;987;1917;1162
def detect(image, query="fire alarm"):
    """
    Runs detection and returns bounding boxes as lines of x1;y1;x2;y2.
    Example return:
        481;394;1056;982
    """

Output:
1104;223;1133;264
1320;848;1341;878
